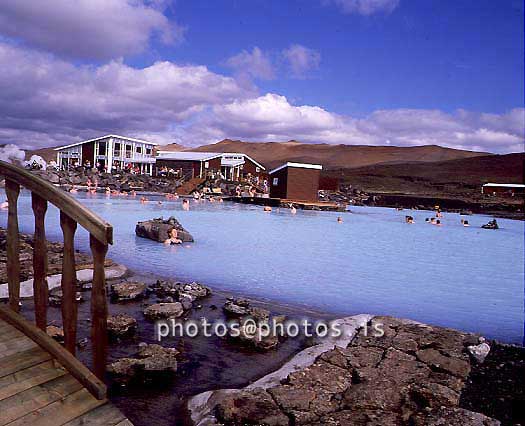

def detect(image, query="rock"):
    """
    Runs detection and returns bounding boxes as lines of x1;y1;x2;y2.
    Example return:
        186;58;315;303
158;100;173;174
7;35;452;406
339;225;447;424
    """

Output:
48;288;83;306
223;298;250;317
143;302;184;320
150;280;211;302
46;325;64;343
467;342;491;364
135;217;194;243
107;314;137;339
228;319;280;351
215;389;290;426
107;343;179;385
111;282;147;302
411;407;501;426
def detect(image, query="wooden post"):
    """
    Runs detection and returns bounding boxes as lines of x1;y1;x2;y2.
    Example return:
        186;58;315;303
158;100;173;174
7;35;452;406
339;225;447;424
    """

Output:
90;234;108;380
32;193;48;330
60;211;78;354
5;179;20;312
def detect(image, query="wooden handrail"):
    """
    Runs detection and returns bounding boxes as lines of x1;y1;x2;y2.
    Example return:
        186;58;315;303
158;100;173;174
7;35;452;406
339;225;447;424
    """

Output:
0;160;113;398
0;160;112;245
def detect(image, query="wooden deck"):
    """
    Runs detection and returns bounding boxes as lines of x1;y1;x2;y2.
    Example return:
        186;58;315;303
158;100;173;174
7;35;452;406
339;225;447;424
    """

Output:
0;317;132;426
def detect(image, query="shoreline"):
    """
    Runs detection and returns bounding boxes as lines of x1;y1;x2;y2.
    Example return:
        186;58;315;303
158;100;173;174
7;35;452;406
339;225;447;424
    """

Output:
1;235;524;425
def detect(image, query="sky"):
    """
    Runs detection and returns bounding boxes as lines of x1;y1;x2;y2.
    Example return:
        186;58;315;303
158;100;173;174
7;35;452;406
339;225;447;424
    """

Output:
0;0;523;153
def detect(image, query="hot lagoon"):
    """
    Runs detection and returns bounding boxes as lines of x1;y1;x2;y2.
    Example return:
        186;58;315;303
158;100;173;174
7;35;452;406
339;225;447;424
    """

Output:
1;190;523;345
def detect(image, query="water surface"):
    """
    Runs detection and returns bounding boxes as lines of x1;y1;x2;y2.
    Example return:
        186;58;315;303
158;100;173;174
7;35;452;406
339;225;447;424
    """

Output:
2;191;523;344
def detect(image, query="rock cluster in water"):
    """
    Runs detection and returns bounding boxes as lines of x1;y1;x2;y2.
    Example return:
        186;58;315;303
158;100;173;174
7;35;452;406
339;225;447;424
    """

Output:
0;227;98;284
107;314;138;340
135;217;194;243
223;298;283;351
193;316;500;425
107;343;179;385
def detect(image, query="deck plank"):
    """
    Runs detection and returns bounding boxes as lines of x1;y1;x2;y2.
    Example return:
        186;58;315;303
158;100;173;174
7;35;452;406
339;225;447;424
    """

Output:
0;360;67;401
0;346;53;378
62;402;126;426
0;317;133;426
7;389;106;426
0;374;82;425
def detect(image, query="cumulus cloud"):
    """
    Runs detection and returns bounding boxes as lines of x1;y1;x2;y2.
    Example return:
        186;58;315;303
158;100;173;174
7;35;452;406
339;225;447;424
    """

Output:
178;94;525;153
0;0;185;60
0;40;522;154
225;47;275;81
327;0;400;15
0;41;249;148
282;44;321;78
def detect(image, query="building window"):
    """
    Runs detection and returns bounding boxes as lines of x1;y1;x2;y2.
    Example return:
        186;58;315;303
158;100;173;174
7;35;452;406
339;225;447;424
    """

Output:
97;141;106;156
204;161;209;169
256;167;260;172
114;143;121;157
273;178;279;186
145;148;152;155
136;146;142;154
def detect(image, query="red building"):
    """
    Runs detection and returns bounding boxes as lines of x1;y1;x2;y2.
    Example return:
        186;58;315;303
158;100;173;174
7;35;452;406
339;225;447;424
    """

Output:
482;183;525;196
269;162;322;201
155;151;266;181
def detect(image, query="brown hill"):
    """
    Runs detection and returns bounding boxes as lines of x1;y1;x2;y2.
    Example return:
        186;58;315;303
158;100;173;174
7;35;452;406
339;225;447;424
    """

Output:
157;143;185;152
184;139;488;170
25;147;57;163
328;153;524;195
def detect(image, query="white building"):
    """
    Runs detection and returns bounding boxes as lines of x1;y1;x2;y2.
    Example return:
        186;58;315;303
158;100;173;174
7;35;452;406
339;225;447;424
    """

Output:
55;135;157;174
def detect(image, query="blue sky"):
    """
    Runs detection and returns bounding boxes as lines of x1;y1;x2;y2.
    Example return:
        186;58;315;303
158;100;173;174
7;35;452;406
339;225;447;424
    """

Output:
0;0;523;152
164;0;524;115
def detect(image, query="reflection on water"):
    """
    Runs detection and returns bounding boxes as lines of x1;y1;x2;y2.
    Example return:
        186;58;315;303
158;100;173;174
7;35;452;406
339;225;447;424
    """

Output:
1;190;524;344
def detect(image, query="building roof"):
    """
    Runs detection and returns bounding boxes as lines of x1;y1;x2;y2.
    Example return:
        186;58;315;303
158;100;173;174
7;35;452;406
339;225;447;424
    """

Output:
155;151;266;170
156;151;224;161
482;183;525;188
54;134;159;151
269;162;323;174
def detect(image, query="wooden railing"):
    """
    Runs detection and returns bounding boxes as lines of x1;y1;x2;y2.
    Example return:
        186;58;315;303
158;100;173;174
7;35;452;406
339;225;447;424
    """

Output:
0;160;113;399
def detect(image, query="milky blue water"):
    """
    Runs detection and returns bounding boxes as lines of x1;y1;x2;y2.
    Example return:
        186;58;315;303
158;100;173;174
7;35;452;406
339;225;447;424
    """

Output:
1;191;523;344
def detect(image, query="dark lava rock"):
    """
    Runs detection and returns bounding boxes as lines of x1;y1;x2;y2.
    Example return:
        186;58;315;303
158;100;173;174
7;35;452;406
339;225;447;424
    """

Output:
216;389;290;426
107;343;179;385
46;325;64;343
107;314;138;339
110;282;147;302
135;217;194;243
48;287;83;306
143;302;184;320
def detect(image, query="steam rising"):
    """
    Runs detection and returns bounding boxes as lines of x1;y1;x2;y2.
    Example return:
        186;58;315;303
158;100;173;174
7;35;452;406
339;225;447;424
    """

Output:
0;144;25;164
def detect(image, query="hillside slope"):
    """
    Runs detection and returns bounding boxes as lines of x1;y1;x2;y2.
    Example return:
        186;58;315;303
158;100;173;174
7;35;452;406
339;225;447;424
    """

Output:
328;153;524;195
184;139;488;170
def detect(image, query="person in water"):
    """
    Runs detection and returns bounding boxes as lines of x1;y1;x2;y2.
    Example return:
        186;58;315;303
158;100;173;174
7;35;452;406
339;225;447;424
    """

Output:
0;200;8;209
435;219;442;226
430;217;436;224
462;220;470;227
290;204;297;214
164;228;182;245
263;206;272;212
182;199;190;211
337;216;343;223
405;215;414;224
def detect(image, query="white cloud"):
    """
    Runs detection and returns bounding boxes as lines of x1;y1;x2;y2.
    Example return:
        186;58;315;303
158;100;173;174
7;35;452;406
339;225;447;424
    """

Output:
327;0;400;15
0;40;522;154
282;44;321;78
0;0;185;60
179;95;525;153
0;41;249;148
225;47;275;81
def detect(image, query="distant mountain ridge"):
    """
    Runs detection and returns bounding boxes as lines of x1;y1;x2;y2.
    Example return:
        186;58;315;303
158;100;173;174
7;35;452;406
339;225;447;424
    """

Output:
159;139;489;170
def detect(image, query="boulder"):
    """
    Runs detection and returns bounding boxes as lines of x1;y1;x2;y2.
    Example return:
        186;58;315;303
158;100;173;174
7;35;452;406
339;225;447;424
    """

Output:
135;217;194;243
143;302;184;320
46;325;64;343
107;314;138;339
111;282;147;302
107;343;179;385
49;288;83;307
149;280;211;306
